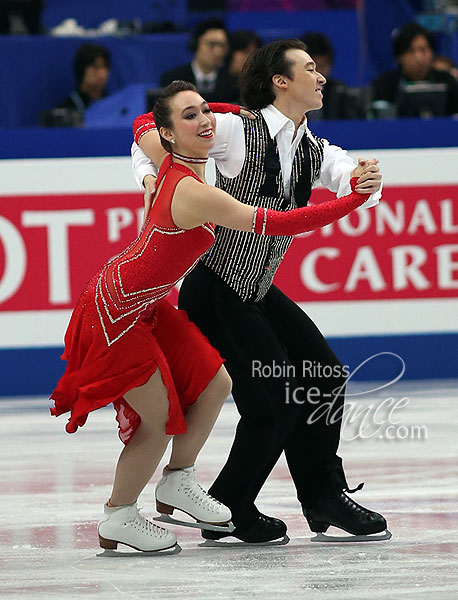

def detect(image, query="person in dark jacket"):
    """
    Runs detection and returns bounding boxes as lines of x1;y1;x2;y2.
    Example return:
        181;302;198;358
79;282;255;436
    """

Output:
301;32;365;120
56;43;111;114
160;18;240;103
372;22;458;117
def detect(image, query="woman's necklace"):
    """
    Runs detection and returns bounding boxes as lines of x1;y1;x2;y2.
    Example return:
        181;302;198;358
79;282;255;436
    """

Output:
171;151;208;164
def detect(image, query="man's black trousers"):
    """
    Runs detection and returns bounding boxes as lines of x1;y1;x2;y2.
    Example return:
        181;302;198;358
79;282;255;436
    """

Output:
179;262;348;529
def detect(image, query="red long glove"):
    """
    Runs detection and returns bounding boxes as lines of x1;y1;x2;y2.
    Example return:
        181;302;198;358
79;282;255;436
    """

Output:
133;103;241;144
133;111;156;145
252;178;369;236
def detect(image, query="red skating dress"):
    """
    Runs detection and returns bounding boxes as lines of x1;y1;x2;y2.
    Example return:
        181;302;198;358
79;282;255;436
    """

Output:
50;155;224;444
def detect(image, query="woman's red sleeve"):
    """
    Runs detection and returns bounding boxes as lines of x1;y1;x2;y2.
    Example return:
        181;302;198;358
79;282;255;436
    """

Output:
252;178;369;236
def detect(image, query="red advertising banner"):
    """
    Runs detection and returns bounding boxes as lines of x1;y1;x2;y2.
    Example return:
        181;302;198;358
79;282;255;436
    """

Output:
0;185;457;312
275;185;458;302
0;193;147;311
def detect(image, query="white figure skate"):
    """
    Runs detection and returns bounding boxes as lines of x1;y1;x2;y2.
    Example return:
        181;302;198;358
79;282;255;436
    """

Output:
98;502;178;553
154;465;234;533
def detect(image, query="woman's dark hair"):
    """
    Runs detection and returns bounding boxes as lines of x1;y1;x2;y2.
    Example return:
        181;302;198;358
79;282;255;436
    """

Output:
240;39;306;109
74;43;111;85
153;80;197;153
392;22;434;58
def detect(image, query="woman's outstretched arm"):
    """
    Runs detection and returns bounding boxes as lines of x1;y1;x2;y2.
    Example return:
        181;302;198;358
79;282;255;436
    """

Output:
172;175;370;236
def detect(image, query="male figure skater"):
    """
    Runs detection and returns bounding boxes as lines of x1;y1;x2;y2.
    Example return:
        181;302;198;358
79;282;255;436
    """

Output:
131;39;388;543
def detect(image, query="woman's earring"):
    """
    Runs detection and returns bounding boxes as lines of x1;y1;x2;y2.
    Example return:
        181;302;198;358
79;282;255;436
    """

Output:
171;139;175;144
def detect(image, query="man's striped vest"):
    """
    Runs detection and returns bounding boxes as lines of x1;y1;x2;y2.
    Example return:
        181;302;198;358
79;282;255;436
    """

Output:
202;111;325;301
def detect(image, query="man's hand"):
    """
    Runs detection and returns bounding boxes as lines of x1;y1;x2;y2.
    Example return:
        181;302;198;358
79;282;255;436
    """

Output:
143;174;157;225
351;158;382;195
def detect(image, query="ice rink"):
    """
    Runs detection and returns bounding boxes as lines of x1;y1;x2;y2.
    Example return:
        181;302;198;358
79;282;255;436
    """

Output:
1;379;457;599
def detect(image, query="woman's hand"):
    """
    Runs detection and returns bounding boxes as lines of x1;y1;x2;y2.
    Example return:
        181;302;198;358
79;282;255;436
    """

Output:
351;158;382;195
142;174;157;225
239;107;256;120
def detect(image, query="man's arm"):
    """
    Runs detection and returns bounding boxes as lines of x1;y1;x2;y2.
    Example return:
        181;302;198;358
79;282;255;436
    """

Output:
131;141;158;190
131;108;246;189
317;139;382;208
131;142;160;224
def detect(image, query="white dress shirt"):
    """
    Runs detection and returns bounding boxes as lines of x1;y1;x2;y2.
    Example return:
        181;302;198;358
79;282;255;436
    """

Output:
131;105;381;209
191;61;218;94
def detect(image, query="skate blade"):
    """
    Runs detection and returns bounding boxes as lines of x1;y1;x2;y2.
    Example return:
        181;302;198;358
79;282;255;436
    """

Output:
198;535;290;548
96;543;181;557
311;529;392;543
154;514;235;533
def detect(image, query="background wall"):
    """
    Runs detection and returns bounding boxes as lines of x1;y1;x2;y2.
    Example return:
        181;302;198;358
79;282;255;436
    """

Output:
4;1;456;127
1;119;457;395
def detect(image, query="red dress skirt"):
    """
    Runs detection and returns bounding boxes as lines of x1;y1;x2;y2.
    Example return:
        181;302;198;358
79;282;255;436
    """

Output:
50;156;224;444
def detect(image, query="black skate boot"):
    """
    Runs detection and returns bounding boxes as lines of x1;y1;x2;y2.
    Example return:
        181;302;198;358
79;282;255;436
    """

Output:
202;513;287;544
303;489;390;541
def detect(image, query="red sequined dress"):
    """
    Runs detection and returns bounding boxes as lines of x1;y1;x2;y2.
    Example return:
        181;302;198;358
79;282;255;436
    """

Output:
50;155;223;444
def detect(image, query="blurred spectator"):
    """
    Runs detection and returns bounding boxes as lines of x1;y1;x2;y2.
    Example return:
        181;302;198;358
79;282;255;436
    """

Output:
301;32;365;119
433;55;458;80
56;43;111;114
41;43;111;127
160;18;240;102
372;22;458;116
0;0;43;34
227;29;262;78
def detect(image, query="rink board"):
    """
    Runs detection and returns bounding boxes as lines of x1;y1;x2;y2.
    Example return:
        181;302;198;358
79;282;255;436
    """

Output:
0;149;457;394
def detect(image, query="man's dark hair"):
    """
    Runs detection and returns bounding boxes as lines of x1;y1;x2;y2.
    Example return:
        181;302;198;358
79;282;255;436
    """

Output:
154;80;197;153
301;32;334;63
74;43;111;85
189;18;228;52
392;22;435;58
241;39;306;109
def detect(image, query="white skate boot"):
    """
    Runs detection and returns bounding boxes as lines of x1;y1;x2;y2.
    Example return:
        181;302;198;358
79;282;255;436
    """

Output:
98;502;177;552
155;465;234;533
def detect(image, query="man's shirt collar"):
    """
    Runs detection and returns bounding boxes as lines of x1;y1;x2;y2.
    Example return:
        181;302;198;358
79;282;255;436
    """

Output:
260;104;307;139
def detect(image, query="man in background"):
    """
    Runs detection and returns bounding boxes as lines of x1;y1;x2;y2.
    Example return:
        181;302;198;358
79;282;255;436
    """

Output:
301;31;364;119
227;29;262;79
372;22;458;116
55;43;111;117
160;18;239;102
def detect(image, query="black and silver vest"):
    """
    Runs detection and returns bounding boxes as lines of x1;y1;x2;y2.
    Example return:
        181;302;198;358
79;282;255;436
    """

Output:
202;111;325;301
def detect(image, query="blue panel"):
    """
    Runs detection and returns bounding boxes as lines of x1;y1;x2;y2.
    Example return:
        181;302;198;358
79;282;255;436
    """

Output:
0;127;133;159
0;35;191;128
0;347;65;397
310;116;458;150
1;24;458;127
42;0;188;29
1;333;456;397
359;0;415;84
84;84;148;128
328;333;458;382
227;9;361;85
1;117;457;160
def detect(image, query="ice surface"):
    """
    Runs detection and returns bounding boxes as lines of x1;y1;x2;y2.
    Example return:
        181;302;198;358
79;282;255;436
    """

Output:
1;380;457;599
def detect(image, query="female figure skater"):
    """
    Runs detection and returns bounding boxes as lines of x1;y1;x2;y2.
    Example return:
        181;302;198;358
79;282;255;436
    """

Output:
50;80;370;554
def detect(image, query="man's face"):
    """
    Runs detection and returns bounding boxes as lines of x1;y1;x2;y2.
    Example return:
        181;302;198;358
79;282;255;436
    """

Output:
281;49;326;112
195;28;229;73
398;34;433;81
83;56;110;92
